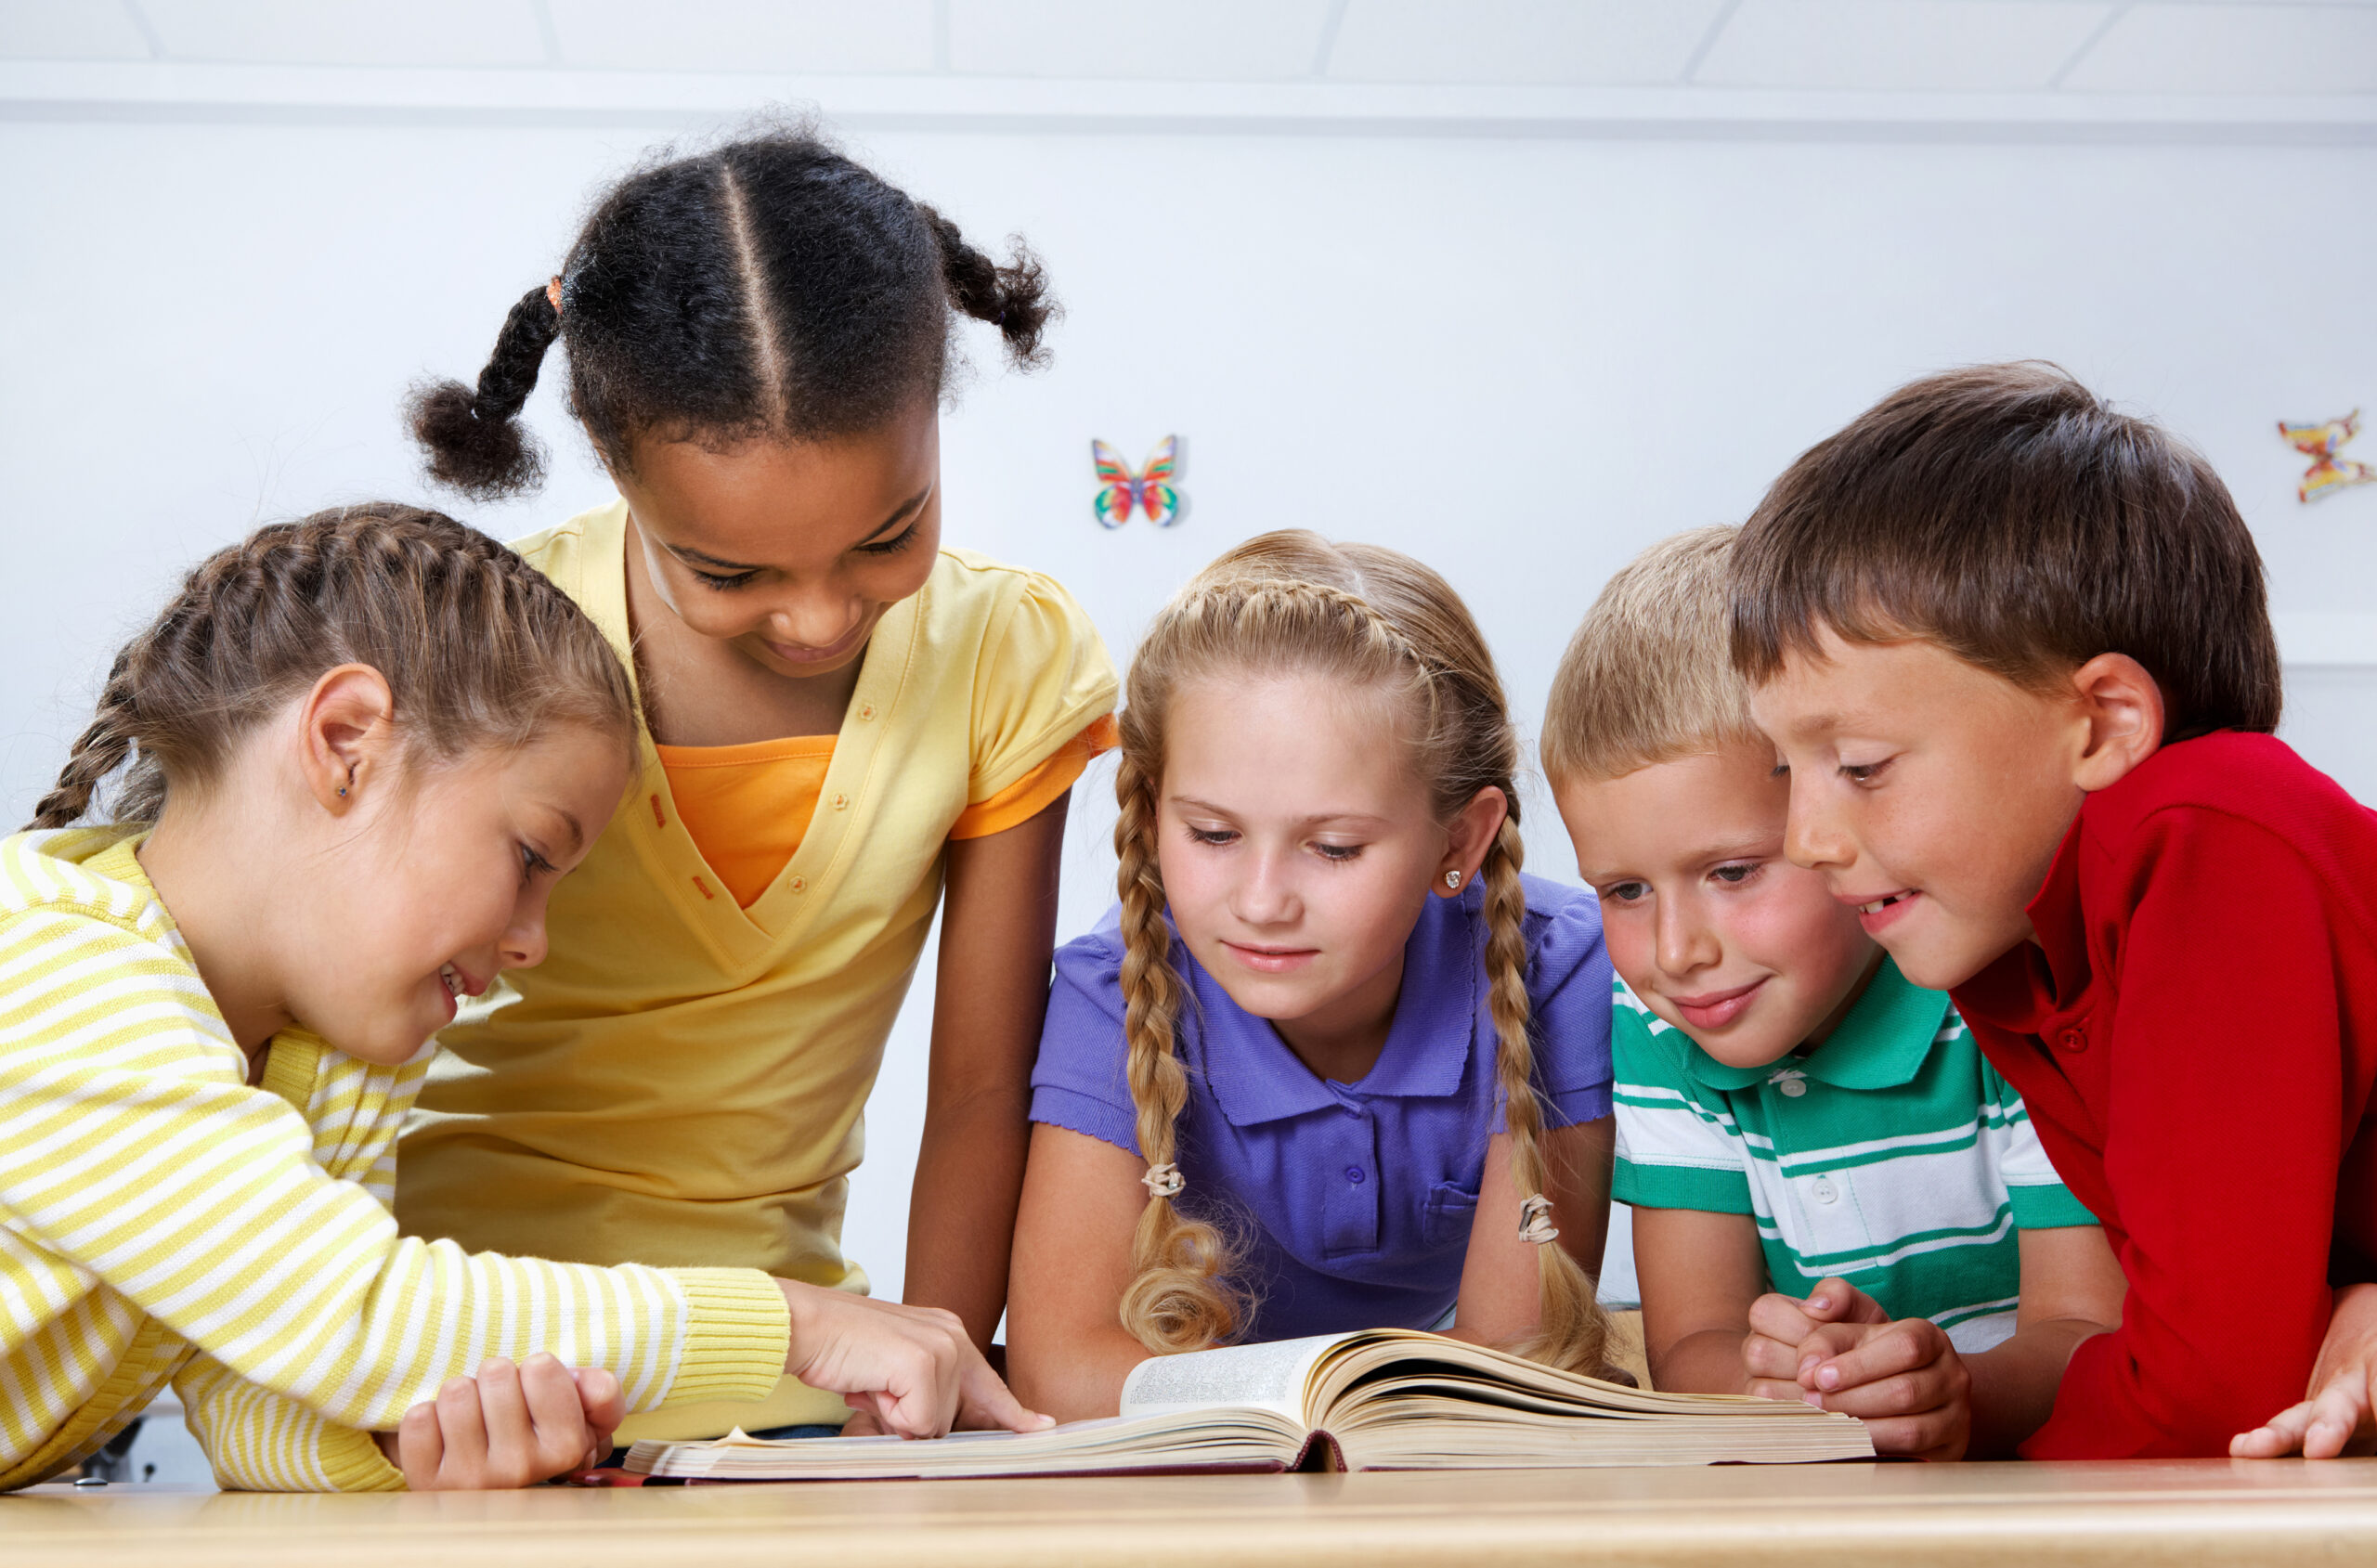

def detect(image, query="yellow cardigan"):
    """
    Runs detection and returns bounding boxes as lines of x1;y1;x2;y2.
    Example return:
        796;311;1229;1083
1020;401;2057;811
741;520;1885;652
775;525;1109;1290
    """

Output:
0;831;789;1492
399;499;1118;1439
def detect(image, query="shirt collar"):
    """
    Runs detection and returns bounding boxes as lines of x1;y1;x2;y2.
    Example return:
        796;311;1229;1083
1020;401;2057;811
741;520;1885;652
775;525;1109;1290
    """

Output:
1680;954;1950;1094
1188;887;1480;1128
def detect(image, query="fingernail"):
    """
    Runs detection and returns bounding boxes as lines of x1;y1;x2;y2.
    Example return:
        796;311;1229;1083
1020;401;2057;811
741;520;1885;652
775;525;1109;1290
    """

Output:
1817;1366;1839;1391
1811;1297;1831;1311
1803;1391;1825;1408
1798;1354;1820;1378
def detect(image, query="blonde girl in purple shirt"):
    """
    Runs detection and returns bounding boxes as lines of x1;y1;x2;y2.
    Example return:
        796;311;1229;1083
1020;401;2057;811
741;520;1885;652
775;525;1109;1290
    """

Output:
1007;533;1618;1422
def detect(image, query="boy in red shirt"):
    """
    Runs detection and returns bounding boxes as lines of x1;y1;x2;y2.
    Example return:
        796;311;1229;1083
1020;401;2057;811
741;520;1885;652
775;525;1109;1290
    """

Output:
1727;362;2377;1459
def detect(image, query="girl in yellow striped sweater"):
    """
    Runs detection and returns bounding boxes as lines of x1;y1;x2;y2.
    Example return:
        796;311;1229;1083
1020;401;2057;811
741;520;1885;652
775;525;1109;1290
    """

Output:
0;503;1042;1493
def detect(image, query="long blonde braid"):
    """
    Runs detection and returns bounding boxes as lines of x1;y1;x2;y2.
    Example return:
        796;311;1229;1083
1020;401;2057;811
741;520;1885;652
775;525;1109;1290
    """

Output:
1478;814;1608;1374
1112;744;1245;1350
1110;531;1612;1370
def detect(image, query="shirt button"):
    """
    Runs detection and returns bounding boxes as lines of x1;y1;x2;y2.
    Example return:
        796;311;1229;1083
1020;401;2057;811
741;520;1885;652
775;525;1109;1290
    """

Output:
789;876;807;894
1811;1177;1839;1205
857;703;877;722
1779;1079;1808;1098
2058;1027;2087;1053
831;792;849;811
1344;1166;1366;1185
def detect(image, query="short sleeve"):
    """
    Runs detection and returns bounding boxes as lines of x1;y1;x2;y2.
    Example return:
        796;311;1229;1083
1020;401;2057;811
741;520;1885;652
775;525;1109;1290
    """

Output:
1980;1057;2098;1231
950;715;1119;840
1610;980;1756;1215
1029;922;1143;1156
968;570;1120;807
1521;884;1614;1128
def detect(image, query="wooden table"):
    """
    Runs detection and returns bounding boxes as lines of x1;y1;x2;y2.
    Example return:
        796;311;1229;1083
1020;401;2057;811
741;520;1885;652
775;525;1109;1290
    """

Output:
9;1460;2377;1566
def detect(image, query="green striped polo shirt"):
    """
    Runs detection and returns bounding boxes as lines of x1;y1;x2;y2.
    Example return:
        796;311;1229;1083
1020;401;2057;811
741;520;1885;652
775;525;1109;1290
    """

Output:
1611;957;2094;1352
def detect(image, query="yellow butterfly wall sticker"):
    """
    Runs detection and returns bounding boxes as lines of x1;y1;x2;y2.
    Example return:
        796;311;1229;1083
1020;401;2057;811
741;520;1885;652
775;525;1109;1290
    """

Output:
2280;410;2377;503
1092;436;1182;528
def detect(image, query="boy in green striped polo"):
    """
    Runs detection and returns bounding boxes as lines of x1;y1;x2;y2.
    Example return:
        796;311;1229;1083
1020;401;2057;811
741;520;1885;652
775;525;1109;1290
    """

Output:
1542;528;2124;1460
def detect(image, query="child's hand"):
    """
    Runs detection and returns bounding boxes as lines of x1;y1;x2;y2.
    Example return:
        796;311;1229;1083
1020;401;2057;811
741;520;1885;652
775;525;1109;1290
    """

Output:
2232;1282;2377;1459
374;1354;624;1490
1746;1277;1974;1460
777;1282;1054;1440
1739;1279;1889;1401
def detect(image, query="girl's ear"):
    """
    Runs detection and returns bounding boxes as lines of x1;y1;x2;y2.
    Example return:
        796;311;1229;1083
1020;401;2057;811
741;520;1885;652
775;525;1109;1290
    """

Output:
1435;784;1511;899
296;664;399;814
2068;653;2164;794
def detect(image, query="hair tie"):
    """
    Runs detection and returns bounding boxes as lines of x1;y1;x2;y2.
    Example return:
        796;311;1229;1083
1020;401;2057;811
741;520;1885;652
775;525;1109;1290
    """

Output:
1141;1162;1185;1199
1517;1194;1559;1245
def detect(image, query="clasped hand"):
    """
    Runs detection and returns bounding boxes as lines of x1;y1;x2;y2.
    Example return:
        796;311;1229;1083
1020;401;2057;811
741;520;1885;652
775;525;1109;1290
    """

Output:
1743;1278;1972;1461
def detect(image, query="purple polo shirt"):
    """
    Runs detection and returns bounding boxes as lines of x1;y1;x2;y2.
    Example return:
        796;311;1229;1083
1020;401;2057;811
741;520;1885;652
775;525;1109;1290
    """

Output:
1030;874;1612;1342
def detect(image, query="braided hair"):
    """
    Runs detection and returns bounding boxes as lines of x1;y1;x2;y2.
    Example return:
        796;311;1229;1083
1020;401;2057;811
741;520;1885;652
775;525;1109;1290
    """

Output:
1111;532;1613;1375
409;124;1056;499
29;504;635;831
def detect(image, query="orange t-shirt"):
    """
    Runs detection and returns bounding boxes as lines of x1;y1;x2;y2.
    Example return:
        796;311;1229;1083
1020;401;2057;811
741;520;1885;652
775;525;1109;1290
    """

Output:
657;714;1120;909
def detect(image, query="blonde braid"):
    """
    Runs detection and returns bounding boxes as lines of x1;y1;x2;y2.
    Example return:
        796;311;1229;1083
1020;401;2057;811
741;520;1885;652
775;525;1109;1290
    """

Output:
1112;745;1243;1352
1477;817;1612;1374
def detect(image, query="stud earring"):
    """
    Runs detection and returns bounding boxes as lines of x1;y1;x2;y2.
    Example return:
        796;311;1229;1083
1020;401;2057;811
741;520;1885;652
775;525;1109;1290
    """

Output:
1445;871;1461;890
337;786;346;797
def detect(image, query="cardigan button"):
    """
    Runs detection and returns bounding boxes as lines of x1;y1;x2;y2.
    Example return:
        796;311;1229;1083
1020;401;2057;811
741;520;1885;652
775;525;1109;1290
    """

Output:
2058;1027;2087;1053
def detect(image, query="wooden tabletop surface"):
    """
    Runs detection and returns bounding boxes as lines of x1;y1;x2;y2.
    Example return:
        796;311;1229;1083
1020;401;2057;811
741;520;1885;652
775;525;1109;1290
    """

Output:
8;1459;2377;1567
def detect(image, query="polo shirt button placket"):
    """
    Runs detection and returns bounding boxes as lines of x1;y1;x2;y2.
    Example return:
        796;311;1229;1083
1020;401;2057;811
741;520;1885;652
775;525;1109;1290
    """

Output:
2058;1026;2087;1054
1811;1177;1839;1206
1344;1166;1365;1185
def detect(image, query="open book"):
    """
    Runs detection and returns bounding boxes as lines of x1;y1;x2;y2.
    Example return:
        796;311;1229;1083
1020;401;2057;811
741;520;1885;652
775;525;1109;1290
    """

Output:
623;1328;1871;1480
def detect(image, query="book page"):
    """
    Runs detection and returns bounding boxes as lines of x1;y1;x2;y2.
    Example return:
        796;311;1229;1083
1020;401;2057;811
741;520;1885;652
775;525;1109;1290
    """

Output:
1119;1333;1351;1422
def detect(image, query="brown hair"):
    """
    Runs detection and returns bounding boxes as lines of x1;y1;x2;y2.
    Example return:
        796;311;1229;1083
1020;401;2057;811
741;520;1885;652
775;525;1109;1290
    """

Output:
1729;361;2280;741
409;123;1054;499
1111;530;1610;1374
1542;526;1761;784
30;503;636;831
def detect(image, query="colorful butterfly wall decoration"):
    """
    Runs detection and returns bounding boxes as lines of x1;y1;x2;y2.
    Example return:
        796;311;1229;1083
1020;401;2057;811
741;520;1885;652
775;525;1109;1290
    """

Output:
2280;410;2377;503
1092;436;1183;528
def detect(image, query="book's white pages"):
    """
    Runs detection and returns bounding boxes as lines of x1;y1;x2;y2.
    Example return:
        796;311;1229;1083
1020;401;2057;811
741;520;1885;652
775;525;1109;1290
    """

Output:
623;1330;1871;1481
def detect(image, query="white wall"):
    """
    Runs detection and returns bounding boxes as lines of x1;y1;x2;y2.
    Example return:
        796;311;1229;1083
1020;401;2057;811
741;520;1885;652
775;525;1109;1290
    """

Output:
5;113;2373;1306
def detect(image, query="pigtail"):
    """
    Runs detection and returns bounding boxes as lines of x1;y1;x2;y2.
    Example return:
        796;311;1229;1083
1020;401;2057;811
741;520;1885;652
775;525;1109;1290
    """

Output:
408;285;561;500
27;650;142;831
917;203;1056;369
1112;746;1244;1353
1479;815;1613;1377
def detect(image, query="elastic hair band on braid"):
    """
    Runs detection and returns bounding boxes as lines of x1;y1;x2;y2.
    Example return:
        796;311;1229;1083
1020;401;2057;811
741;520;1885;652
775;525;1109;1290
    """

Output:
1141;1163;1185;1199
1517;1194;1560;1245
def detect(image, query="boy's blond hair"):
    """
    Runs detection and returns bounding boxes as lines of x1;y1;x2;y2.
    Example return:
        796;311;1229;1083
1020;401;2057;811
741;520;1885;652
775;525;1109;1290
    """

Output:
1541;526;1763;785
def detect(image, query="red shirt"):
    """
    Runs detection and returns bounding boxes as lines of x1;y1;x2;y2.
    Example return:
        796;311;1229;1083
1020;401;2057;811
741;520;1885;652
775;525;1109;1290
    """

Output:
1953;732;2377;1458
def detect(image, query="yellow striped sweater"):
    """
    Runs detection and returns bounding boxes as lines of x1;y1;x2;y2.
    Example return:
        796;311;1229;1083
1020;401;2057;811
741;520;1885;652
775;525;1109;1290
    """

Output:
0;828;791;1492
